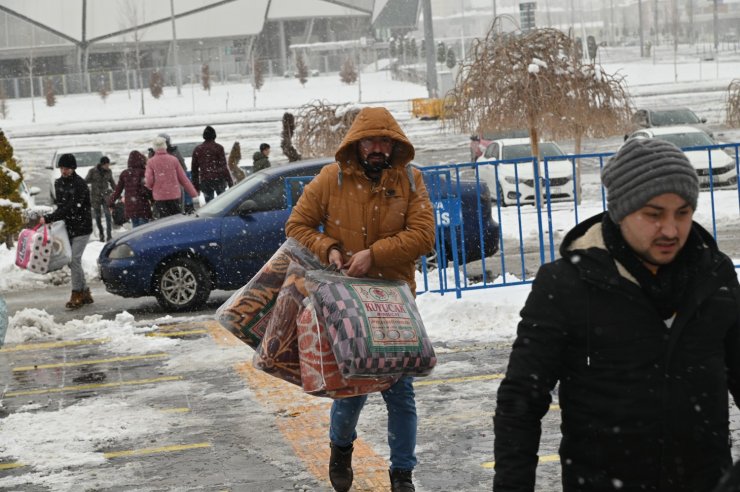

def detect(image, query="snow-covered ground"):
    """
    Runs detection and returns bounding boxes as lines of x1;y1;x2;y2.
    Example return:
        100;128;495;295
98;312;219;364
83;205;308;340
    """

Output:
1;45;740;489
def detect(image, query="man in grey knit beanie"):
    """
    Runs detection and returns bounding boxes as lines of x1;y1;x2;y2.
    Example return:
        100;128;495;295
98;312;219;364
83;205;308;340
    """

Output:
494;136;740;492
602;137;700;223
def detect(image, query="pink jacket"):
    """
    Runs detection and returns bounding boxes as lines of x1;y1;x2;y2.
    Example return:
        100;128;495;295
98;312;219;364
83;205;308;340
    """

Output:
145;149;198;201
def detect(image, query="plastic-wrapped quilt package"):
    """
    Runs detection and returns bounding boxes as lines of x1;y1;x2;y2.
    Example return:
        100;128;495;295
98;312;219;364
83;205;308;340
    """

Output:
216;238;322;348
47;221;72;272
305;270;436;378
297;299;398;398
252;261;308;386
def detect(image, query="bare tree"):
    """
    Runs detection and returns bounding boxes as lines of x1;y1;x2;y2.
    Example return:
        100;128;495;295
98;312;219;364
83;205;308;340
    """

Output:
727;79;740;127
294;100;360;159
25;39;36;123
251;52;264;108
44;78;56;107
281;112;302;162
149;69;164;99
446;27;631;192
120;0;147;115
340;57;358;85
0;85;8;119
296;54;309;87
201;63;211;93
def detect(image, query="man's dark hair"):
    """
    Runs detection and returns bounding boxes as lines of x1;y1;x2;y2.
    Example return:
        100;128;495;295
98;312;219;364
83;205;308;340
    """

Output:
260;143;270;152
99;156;110;165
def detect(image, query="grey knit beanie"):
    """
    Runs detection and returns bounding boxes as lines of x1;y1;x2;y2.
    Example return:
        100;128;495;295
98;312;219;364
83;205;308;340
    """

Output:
601;138;699;222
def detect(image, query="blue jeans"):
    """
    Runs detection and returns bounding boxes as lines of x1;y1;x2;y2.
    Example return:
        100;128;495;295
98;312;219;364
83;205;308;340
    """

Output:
131;217;150;227
329;376;417;471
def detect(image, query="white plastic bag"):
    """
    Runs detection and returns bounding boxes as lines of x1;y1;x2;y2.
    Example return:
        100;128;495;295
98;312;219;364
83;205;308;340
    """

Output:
47;221;72;272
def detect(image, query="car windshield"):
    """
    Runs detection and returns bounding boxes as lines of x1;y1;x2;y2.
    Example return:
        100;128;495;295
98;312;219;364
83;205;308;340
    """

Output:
196;171;273;216
503;143;564;160
650;110;701;126
176;142;201;158
654;132;714;148
60;151;103;166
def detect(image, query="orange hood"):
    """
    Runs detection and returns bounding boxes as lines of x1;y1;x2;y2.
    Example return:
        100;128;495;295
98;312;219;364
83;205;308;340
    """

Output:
334;107;415;172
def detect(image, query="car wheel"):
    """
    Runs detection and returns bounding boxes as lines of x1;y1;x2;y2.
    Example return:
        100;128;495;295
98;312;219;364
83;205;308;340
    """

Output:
154;257;211;311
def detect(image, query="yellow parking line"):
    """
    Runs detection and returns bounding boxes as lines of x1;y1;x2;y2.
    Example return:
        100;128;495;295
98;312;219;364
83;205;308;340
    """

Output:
205;322;392;491
4;376;183;397
0;462;25;470
160;407;190;414
146;330;207;337
0;338;109;353
12;353;169;372
415;373;505;387
104;442;211;459
481;454;560;469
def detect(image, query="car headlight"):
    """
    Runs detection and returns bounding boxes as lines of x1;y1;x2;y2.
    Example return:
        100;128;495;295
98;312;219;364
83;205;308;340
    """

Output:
108;244;135;259
504;176;518;184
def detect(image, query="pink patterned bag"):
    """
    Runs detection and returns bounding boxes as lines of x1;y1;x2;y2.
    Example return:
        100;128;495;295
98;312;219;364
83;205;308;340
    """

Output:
15;224;52;274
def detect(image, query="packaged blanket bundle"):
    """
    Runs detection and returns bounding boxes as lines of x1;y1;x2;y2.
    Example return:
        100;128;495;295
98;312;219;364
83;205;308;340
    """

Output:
251;261;308;386
297;299;398;398
305;271;436;379
47;221;72;273
216;238;323;348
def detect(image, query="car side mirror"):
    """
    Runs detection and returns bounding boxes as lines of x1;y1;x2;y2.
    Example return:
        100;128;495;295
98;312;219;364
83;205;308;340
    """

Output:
29;186;41;196
700;118;707;123
238;199;259;216
470;135;480;141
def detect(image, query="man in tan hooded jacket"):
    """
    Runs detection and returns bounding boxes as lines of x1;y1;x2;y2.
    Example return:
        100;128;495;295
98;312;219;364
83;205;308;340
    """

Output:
286;107;435;492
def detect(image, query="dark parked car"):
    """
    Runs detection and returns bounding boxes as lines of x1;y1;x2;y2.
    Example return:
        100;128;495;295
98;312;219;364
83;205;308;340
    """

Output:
98;158;500;311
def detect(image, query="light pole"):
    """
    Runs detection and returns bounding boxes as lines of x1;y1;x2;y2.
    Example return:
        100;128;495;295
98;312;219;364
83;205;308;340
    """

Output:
712;0;719;52
460;0;466;60
638;0;644;57
422;0;438;98
170;0;182;96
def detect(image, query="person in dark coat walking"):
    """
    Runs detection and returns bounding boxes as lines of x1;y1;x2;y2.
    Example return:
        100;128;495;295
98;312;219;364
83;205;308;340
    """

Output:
493;138;740;492
108;150;153;227
85;156;116;241
191;125;232;203
40;154;94;310
252;142;271;172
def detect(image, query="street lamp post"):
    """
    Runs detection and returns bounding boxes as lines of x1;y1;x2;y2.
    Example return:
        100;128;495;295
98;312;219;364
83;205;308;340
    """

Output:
170;0;182;96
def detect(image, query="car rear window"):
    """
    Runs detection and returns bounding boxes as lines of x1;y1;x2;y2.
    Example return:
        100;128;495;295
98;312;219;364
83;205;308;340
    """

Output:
176;142;201;158
651;110;701;126
503;143;564;160
655;132;713;148
58;151;104;167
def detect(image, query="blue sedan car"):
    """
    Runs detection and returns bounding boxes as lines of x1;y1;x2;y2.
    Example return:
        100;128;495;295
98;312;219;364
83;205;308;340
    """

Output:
99;158;499;311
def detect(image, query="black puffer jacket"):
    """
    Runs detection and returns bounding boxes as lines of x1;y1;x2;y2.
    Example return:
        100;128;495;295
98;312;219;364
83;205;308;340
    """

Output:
45;172;93;238
494;212;740;492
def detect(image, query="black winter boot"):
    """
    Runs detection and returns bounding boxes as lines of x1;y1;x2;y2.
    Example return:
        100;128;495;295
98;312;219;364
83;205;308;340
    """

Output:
389;468;415;492
329;442;353;492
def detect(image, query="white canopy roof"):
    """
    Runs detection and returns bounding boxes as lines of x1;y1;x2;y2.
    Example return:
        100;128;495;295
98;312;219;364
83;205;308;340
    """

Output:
0;0;375;46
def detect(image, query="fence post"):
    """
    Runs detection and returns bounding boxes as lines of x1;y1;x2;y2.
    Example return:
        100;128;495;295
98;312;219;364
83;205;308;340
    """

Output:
109;71;114;92
61;74;67;95
13;78;19;98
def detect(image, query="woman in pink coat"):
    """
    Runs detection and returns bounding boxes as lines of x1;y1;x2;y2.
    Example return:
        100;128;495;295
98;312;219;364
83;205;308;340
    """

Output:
145;136;198;218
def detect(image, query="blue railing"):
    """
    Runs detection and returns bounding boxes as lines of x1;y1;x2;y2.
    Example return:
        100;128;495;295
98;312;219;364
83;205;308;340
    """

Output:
286;141;740;296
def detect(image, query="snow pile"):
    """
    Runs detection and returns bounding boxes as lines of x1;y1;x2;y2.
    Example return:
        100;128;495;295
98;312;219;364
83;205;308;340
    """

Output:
0;398;175;471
